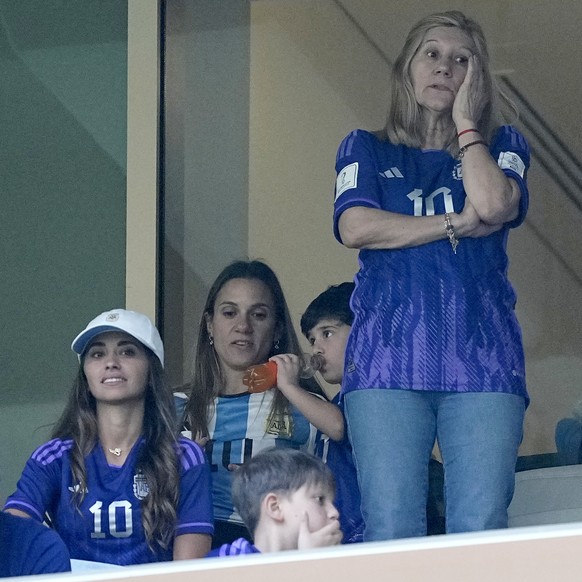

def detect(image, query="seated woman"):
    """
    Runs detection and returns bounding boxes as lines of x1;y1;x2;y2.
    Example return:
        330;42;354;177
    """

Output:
5;309;213;565
176;260;344;548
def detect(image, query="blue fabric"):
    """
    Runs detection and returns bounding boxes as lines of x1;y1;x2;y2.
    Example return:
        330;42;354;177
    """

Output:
5;437;213;565
0;511;71;577
312;394;364;543
555;418;582;465
207;537;260;557
333;128;530;403
193;391;314;527
345;389;524;540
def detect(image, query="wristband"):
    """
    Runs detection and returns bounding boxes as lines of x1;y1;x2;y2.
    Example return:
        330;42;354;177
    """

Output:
457;128;480;138
457;140;487;160
444;213;459;254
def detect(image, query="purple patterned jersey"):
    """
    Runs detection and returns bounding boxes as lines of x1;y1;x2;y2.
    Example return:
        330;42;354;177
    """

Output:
333;127;530;401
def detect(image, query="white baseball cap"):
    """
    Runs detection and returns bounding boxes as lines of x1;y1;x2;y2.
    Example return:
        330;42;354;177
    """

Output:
71;309;164;367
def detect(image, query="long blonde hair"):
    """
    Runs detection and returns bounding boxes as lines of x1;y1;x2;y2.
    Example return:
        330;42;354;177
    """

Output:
382;10;517;152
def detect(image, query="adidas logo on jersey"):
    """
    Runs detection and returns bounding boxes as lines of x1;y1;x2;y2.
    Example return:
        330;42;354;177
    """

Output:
379;167;404;178
68;483;88;494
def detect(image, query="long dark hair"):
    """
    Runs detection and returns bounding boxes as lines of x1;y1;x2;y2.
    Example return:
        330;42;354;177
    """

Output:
52;347;180;551
182;259;323;438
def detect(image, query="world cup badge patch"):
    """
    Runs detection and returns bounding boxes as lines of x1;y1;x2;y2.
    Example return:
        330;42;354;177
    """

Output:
133;473;150;500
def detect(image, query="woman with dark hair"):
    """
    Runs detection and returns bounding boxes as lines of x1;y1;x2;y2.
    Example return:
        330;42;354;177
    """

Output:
177;260;343;547
5;309;213;564
333;11;530;540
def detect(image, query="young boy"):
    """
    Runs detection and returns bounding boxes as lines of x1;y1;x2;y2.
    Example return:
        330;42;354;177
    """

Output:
208;448;342;556
300;282;364;544
302;283;445;539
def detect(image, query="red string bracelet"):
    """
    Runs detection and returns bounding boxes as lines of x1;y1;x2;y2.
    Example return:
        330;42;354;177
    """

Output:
457;128;480;138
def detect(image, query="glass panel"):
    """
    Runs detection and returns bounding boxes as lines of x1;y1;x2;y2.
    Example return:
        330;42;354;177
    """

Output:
0;0;128;502
161;0;582;464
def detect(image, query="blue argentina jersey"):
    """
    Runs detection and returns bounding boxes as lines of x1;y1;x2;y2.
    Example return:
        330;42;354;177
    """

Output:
179;390;316;525
5;437;213;565
333;127;530;400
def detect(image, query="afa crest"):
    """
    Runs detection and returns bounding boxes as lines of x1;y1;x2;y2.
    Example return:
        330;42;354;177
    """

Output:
133;472;150;500
265;411;293;437
452;163;463;180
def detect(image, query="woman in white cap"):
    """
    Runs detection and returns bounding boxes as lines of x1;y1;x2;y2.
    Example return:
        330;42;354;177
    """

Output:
4;309;213;565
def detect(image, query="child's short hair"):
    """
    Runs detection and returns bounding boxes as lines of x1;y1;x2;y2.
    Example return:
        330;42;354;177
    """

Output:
231;448;335;534
300;282;355;337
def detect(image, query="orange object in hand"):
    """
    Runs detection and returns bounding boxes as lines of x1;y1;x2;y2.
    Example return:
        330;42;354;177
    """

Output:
243;361;278;393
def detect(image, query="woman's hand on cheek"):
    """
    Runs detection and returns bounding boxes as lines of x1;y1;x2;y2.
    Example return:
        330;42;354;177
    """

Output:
453;54;484;128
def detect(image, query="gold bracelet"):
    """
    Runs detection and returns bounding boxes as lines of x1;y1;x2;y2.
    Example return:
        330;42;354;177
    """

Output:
444;213;459;254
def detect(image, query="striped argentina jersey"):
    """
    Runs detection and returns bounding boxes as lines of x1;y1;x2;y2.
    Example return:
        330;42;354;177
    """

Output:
178;390;317;525
5;436;213;565
333;126;530;400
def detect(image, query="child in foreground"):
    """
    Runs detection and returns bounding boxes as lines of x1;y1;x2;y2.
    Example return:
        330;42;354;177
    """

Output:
208;448;342;556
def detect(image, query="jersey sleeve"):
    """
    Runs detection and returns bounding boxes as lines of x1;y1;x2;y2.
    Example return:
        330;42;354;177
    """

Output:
175;438;214;537
490;125;530;228
4;439;68;522
333;129;384;244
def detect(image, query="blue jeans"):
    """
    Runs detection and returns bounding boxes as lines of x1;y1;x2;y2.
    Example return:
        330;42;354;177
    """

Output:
344;389;525;541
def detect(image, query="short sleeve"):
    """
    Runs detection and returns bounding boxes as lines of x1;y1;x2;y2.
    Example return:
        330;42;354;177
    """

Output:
333;130;384;243
490;125;530;228
4;439;68;522
175;438;214;537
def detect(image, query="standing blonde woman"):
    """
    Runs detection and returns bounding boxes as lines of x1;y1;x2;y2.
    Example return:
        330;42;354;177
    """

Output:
334;11;530;540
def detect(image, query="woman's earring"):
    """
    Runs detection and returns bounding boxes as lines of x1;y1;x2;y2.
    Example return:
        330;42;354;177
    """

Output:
209;335;214;346
273;339;280;350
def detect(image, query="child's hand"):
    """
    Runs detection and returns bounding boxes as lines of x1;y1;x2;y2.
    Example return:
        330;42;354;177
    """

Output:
297;512;342;549
269;353;301;393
